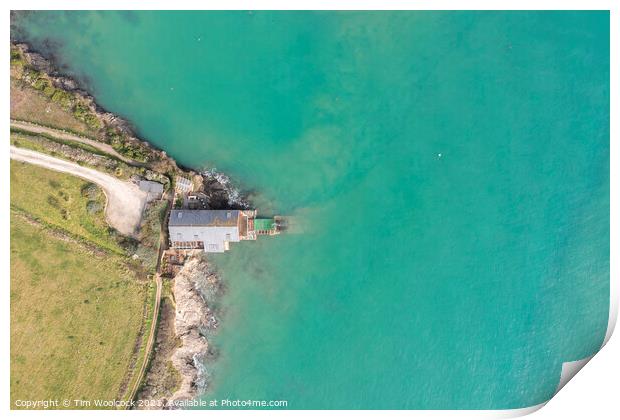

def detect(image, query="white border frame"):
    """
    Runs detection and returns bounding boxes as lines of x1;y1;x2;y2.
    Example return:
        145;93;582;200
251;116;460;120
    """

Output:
2;2;617;419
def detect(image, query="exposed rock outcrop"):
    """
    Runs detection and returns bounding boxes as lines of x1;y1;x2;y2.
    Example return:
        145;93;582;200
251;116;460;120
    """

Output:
169;256;221;405
201;168;250;210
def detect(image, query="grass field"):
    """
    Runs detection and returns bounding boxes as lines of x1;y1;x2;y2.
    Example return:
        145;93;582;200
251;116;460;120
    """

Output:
10;161;123;253
10;217;148;407
10;78;100;138
10;46;168;407
10;162;151;408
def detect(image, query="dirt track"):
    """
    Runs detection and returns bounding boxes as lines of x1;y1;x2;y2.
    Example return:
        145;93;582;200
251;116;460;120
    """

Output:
11;119;142;165
10;145;147;237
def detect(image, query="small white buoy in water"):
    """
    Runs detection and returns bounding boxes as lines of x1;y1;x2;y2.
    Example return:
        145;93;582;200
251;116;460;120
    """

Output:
438;153;442;158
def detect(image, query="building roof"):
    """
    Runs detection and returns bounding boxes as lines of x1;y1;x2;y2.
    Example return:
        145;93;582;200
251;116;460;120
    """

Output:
175;176;192;192
139;180;164;194
254;218;274;231
169;210;239;227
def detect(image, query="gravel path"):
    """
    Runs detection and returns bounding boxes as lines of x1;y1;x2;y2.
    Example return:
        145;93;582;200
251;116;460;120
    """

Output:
10;145;147;237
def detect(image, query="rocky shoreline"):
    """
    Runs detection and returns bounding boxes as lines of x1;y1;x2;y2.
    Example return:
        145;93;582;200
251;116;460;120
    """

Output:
12;41;250;210
169;256;221;404
10;40;238;407
12;42;184;172
137;255;222;409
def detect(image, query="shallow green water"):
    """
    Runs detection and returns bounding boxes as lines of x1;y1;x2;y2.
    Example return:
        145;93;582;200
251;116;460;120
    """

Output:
14;11;609;409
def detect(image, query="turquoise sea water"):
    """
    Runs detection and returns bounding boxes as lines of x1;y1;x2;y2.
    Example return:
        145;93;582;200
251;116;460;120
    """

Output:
13;11;610;409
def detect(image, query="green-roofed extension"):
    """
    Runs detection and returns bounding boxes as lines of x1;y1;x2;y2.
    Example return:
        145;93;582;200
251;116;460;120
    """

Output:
254;218;275;232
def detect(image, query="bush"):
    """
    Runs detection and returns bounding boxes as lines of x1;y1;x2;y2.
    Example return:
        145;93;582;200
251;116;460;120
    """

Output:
83;113;102;130
58;190;69;202
32;77;50;91
115;233;139;254
43;85;56;97
47;195;60;208
10;48;24;66
73;102;103;130
105;129;123;146
21;67;41;84
73;102;89;119
50;89;74;109
111;139;151;163
134;244;158;272
86;200;103;214
80;183;99;199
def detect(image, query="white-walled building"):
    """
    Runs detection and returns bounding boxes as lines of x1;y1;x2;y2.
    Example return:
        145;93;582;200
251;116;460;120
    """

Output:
168;209;257;253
